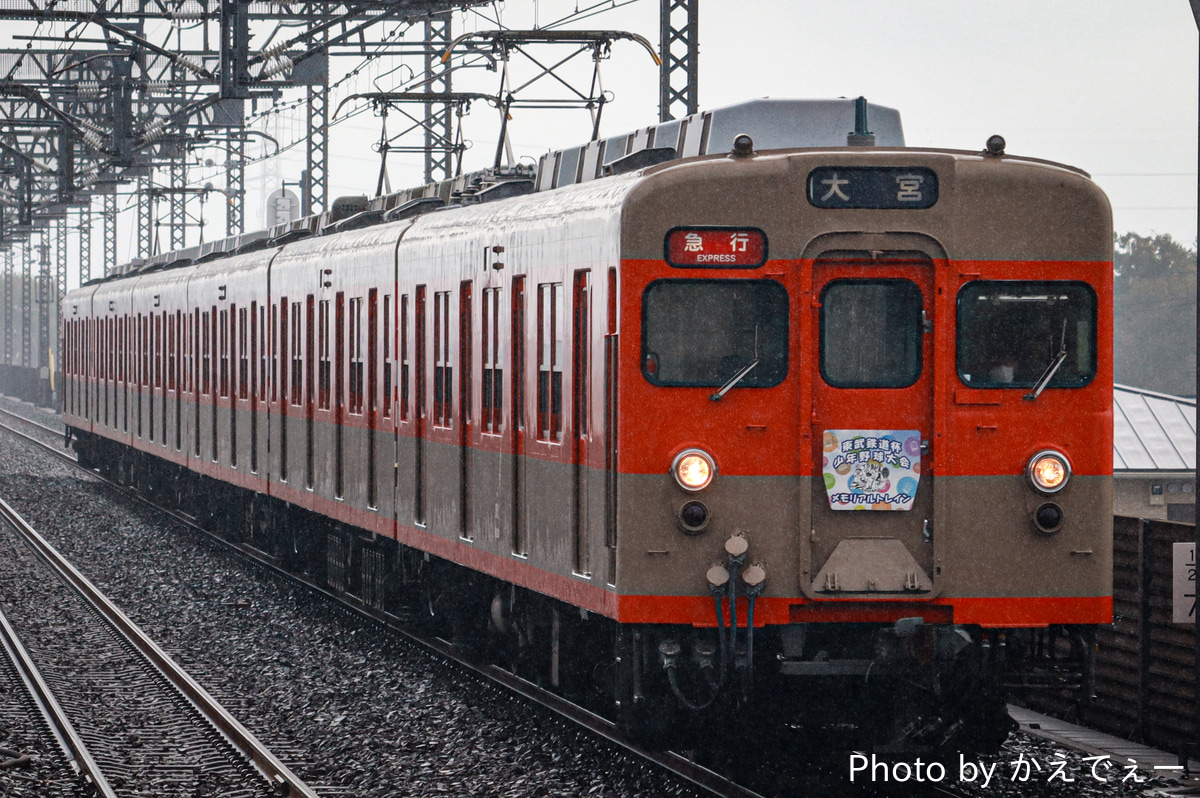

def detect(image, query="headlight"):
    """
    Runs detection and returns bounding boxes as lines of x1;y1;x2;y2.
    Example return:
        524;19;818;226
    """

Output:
672;449;716;492
1027;450;1071;494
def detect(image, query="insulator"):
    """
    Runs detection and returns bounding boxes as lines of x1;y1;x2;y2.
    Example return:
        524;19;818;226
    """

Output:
169;10;207;19
261;41;290;59
259;55;293;80
77;118;105;136
173;55;206;76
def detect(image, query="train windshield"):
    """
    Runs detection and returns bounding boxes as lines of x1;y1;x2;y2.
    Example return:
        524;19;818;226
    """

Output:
956;281;1097;389
819;279;924;388
641;279;789;387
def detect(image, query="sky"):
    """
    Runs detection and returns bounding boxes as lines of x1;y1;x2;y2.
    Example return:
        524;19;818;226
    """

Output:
3;0;1198;266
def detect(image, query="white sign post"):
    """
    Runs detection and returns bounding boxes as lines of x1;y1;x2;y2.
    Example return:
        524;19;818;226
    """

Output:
1172;541;1196;623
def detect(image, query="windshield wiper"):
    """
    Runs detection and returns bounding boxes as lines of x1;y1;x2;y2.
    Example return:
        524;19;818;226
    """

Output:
710;358;760;401
711;325;761;402
1024;320;1069;402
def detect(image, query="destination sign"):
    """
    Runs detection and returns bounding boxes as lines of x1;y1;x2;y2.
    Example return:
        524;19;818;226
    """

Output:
665;227;767;268
807;166;939;210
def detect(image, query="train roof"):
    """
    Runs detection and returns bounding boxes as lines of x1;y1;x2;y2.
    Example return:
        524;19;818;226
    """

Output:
88;96;1107;289
102;98;904;280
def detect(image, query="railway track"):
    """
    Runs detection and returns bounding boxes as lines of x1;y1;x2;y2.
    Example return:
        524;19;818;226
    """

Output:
0;408;765;798
0;404;63;441
0;485;320;798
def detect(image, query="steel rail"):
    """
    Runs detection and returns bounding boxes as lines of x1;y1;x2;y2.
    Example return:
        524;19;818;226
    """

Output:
0;416;762;798
0;404;62;440
0;595;118;798
0;491;322;798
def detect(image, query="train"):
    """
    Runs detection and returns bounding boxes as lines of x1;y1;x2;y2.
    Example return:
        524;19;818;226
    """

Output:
61;98;1113;754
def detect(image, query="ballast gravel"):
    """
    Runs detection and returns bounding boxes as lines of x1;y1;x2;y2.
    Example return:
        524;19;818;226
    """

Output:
0;394;1190;798
0;409;701;798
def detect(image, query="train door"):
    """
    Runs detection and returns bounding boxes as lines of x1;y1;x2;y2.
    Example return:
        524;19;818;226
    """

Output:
603;267;618;584
477;281;506;544
366;290;378;509
805;249;937;599
458;283;473;540
229;306;238;466
510;276;526;554
571;270;591;576
305;295;315;489
174;310;183;452
414;285;427;525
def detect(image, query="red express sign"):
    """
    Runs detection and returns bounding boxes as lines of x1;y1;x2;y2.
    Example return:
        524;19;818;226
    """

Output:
665;227;767;268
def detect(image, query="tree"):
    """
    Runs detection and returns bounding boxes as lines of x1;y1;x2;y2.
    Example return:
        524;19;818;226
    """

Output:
1113;232;1197;396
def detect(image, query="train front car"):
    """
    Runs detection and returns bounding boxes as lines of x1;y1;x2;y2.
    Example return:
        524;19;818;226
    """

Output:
613;140;1112;752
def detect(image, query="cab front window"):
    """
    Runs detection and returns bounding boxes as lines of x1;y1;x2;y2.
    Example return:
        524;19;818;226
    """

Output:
641;279;789;387
957;281;1096;389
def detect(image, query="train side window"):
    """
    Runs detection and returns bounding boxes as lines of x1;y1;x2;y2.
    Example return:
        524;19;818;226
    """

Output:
211;307;219;400
318;299;331;410
434;290;453;428
239;306;249;400
537;282;564;442
400;294;409;421
820;279;922;388
230;306;239;400
121;316;128;384
642;279;789;387
201;312;211;394
150;316;156;387
160;313;168;389
168;314;177;390
348;295;364;415
188;312;196;394
291;301;303;406
382;293;392;418
142;315;150;387
957;281;1096;389
219;309;230;397
127;316;133;390
258;303;266;402
482;286;503;434
271;302;279;403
